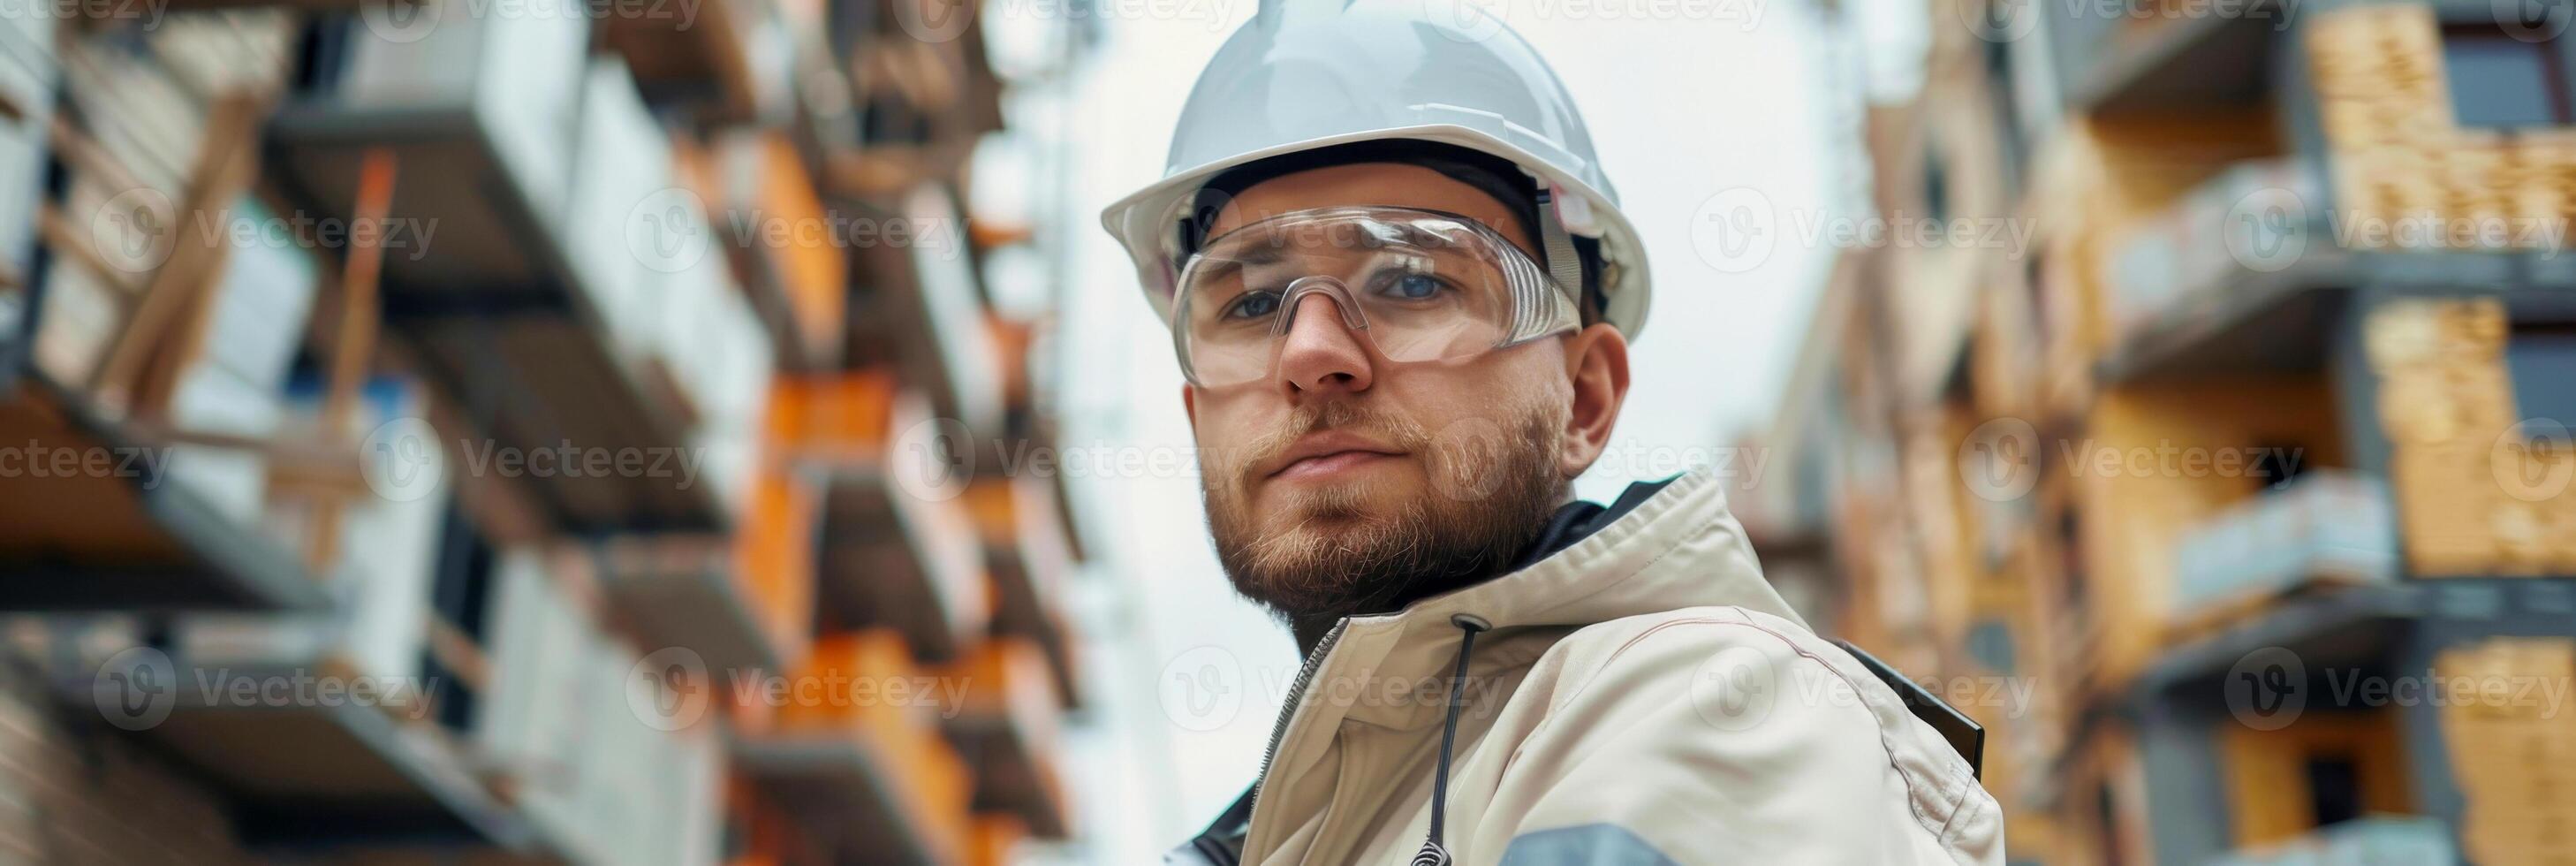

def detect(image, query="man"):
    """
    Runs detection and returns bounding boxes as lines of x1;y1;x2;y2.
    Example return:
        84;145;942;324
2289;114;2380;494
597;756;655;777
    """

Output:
1102;4;2004;863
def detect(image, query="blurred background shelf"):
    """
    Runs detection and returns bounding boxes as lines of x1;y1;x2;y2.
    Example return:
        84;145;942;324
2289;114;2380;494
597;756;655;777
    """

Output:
0;0;1091;860
265;101;731;534
1746;0;2576;860
0;369;329;612
935;638;1068;839
2065;0;2288;114
37;647;537;853
596;534;789;675
731;735;948;866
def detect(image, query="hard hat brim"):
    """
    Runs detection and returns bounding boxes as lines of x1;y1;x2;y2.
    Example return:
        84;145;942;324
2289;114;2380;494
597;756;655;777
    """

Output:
1101;124;1650;344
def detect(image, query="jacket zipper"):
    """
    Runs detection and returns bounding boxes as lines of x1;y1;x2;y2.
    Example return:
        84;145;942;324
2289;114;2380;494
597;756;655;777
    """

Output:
1248;618;1347;814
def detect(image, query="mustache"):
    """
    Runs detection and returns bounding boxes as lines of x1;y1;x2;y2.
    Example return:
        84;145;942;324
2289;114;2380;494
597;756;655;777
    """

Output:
1226;400;1433;488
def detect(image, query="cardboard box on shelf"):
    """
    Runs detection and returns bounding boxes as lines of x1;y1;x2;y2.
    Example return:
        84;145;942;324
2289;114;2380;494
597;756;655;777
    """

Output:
2435;637;2576;865
968;815;1027;866
644;722;728;866
179;377;450;686
337;0;590;219
140;11;299;95
2075;375;2349;689
664;245;774;514
566;56;679;350
766;372;897;460
2103;158;2316;346
2218;709;2413;848
2207;817;2457;866
27;254;122;385
2169;470;2398;627
572;633;663;865
0;4;49;290
2363;296;2574;576
773;629;928;739
897;185;1003;437
28;147;314;405
162;364;280;527
476;548;601;849
189;197;320;391
732;462;820;682
716;130;845;364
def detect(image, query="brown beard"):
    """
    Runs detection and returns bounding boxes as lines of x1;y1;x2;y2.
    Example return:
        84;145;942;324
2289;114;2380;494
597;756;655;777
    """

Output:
1201;398;1568;635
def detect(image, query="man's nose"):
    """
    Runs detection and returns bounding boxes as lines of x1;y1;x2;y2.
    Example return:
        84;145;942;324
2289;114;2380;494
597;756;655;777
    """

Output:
1272;292;1374;395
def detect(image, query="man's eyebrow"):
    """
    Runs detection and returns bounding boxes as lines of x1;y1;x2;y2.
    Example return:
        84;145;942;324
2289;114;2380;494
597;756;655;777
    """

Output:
1189;243;1286;291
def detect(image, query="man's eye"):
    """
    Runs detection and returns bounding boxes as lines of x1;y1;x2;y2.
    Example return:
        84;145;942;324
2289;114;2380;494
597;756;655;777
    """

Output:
1224;291;1283;321
1401;274;1442;301
1376;272;1445;300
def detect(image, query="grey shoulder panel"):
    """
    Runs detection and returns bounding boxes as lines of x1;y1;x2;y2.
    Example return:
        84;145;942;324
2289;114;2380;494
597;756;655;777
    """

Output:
1498;824;1679;866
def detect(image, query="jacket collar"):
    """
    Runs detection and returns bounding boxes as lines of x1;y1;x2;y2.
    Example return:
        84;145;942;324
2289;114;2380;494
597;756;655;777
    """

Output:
1237;467;1800;859
1364;466;1801;642
1278;466;1803;735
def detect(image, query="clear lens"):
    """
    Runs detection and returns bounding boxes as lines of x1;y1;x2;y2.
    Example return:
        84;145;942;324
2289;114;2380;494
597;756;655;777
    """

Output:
1171;208;1576;387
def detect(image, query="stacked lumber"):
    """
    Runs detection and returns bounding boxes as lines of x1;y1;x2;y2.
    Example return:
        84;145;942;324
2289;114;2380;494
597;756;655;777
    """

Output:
2309;5;2576;251
2367;297;2576;574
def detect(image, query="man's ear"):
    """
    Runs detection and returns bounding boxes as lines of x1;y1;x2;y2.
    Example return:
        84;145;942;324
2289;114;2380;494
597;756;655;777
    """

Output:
1182;383;1199;429
1557;323;1630;479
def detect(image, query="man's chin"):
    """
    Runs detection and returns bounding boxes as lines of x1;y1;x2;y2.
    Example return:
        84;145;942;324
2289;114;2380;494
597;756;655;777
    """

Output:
1259;481;1408;524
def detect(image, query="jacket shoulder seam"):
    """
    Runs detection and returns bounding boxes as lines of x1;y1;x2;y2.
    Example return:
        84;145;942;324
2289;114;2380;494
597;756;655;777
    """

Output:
1539;612;1981;862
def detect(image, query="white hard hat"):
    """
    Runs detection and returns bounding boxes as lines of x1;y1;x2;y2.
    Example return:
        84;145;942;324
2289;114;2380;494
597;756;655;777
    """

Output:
1098;0;1652;340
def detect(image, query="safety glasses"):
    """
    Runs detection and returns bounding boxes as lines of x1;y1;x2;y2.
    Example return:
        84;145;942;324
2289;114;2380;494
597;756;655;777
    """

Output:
1171;207;1580;388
